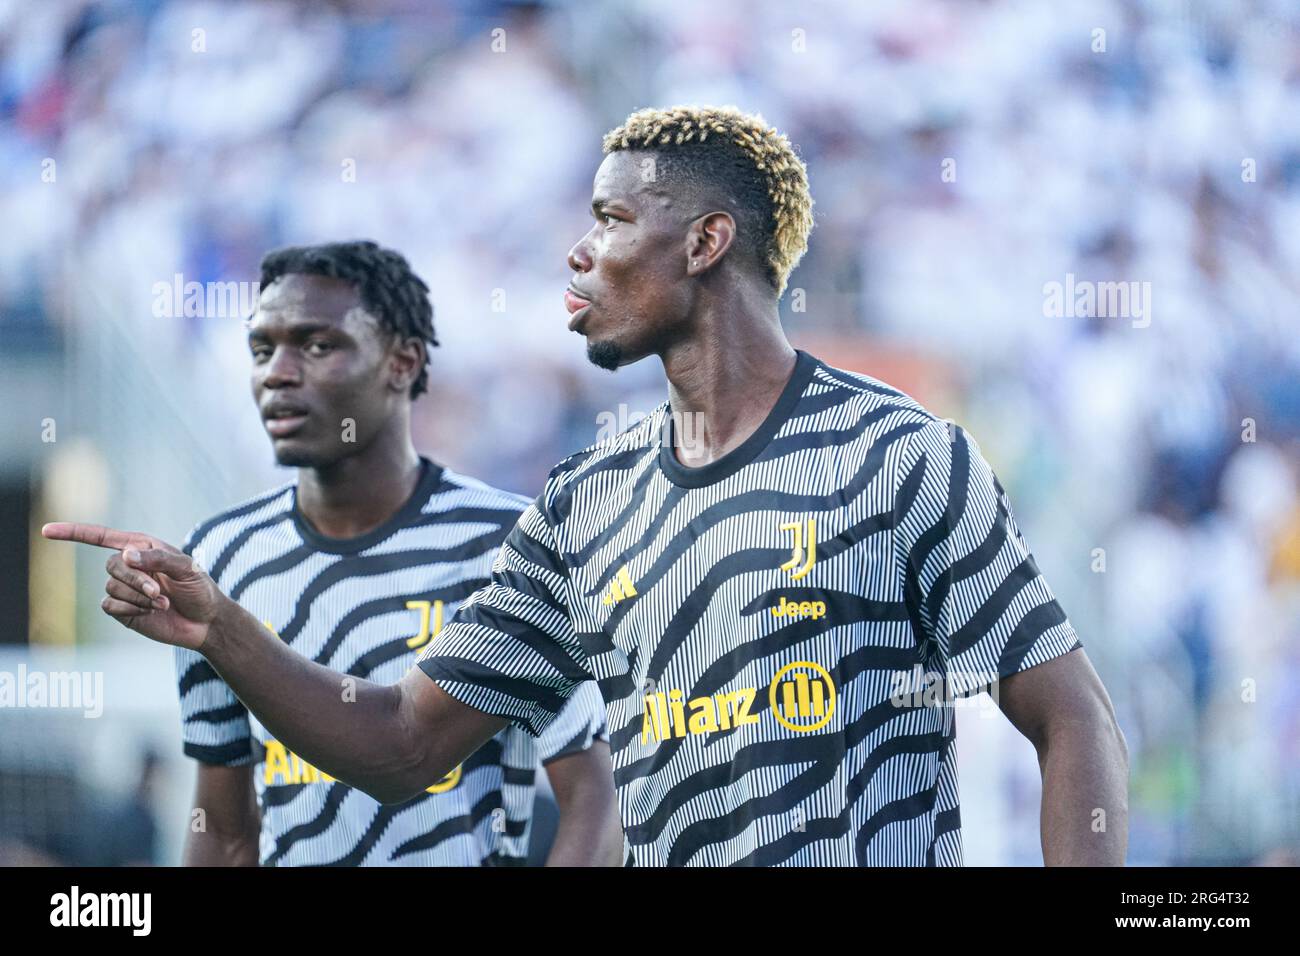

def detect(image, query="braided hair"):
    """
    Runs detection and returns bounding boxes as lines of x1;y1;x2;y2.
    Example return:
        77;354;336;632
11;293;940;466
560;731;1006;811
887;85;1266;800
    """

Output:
258;240;437;399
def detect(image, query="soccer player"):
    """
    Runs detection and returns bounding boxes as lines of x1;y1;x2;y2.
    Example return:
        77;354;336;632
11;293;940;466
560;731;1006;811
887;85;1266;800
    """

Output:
47;106;1129;866
170;241;618;866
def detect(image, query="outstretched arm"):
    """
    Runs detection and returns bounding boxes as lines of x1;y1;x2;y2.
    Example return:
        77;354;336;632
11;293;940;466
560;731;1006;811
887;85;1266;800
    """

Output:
202;590;506;803
42;522;505;803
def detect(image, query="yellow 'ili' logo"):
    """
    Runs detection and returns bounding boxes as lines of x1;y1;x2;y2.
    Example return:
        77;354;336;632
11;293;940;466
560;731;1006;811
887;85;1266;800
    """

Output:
601;565;639;607
779;519;816;580
768;661;836;732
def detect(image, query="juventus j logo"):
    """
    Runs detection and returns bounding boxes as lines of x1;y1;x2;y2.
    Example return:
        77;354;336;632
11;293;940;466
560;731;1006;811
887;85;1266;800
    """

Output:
405;599;444;651
780;519;817;580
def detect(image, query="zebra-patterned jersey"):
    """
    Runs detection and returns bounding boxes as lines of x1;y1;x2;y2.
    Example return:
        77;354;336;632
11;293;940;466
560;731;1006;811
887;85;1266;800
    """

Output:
419;350;1082;866
174;457;608;866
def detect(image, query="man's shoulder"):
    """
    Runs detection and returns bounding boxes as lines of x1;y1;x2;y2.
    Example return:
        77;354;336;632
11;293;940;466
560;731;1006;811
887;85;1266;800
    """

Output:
801;356;954;452
432;467;533;516
536;402;669;508
805;357;938;423
183;482;297;557
807;359;1011;505
422;467;537;556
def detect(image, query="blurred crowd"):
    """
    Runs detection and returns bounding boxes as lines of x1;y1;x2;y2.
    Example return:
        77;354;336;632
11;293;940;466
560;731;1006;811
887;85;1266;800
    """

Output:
1;0;1297;864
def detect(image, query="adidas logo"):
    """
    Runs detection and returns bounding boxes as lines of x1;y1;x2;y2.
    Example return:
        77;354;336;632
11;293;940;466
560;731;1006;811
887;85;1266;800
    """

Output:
601;565;638;606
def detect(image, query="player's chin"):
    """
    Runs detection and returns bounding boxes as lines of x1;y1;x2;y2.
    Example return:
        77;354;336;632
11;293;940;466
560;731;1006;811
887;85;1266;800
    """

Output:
272;440;329;468
585;339;625;372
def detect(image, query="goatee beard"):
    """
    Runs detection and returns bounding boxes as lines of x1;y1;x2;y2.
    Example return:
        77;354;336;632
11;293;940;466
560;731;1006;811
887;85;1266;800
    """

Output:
586;340;623;371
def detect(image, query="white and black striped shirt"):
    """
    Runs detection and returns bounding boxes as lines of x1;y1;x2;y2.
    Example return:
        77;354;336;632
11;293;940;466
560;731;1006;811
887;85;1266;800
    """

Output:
175;458;608;866
419;351;1081;866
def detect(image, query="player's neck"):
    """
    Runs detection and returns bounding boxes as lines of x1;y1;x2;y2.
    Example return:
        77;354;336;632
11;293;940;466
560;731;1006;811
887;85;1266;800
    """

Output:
660;305;796;469
295;436;423;541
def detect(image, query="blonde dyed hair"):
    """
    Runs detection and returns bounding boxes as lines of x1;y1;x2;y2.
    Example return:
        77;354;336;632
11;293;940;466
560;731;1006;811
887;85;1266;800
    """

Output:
602;105;814;296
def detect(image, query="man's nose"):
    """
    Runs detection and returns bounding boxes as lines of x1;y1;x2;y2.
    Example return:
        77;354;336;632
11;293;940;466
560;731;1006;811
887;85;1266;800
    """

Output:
263;347;302;387
567;231;594;273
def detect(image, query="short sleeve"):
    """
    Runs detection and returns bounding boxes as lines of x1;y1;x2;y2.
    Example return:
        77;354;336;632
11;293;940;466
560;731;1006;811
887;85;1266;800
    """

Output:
535;681;608;763
174;525;252;766
417;498;594;737
892;420;1081;697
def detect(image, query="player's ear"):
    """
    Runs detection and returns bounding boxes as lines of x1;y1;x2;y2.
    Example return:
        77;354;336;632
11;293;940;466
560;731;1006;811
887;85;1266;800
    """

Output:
389;337;425;394
685;211;735;278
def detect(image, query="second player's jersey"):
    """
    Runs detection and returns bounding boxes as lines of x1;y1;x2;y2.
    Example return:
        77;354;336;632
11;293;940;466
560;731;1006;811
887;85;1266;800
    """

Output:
174;458;607;866
420;350;1082;866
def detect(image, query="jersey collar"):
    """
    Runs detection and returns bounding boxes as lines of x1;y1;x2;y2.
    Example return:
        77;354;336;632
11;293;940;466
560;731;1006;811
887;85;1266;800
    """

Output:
657;349;819;489
292;456;445;554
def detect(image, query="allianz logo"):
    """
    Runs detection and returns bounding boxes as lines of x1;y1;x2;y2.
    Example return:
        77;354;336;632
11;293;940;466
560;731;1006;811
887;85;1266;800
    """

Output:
641;661;837;744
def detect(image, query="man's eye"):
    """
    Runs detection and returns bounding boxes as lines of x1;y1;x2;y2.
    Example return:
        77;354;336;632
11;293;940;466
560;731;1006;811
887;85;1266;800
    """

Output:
251;346;271;361
306;340;333;356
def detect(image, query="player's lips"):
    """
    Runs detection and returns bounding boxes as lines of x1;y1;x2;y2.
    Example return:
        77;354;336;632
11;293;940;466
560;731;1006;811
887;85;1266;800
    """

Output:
564;287;591;331
266;415;308;438
263;402;311;438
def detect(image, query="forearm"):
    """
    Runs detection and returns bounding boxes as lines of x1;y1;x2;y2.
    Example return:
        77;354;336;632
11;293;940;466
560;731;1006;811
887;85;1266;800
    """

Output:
1037;715;1129;865
544;744;623;866
182;826;259;866
41;522;502;804
546;795;624;866
201;594;432;802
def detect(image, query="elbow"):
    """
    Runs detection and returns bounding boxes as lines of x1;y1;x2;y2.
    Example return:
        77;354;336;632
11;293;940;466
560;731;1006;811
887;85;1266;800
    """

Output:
367;782;422;805
359;761;433;805
362;741;453;806
356;685;449;805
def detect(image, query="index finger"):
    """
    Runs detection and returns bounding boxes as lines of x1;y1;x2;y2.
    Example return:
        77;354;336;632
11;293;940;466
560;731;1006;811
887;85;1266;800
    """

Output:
41;522;149;551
